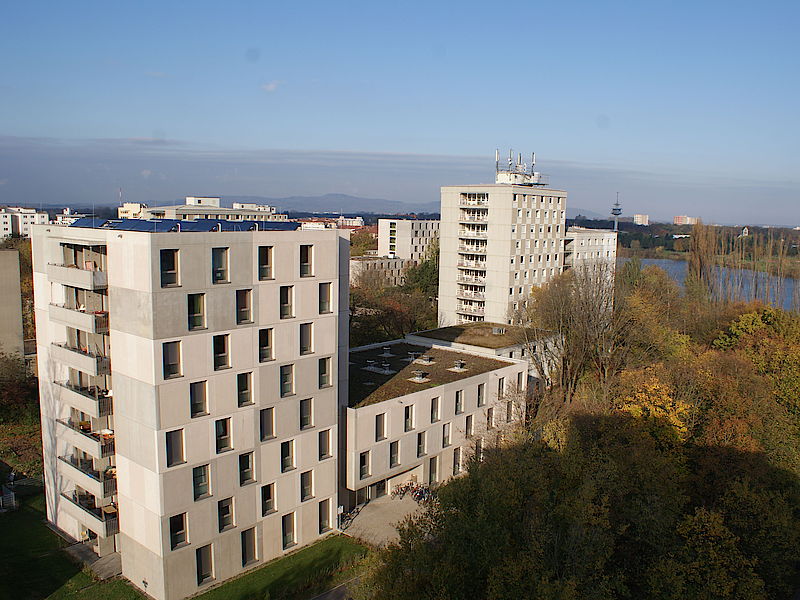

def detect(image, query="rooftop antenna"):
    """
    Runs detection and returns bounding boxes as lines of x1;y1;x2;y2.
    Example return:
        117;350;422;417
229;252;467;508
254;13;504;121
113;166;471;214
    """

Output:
495;149;499;173
531;152;536;172
508;149;513;168
611;192;622;232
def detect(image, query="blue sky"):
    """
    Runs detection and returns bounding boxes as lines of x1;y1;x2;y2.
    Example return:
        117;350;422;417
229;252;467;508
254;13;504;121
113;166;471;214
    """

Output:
1;1;798;224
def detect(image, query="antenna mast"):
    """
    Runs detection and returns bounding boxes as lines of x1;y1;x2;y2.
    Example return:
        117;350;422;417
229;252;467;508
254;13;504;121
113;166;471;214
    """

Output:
611;192;622;232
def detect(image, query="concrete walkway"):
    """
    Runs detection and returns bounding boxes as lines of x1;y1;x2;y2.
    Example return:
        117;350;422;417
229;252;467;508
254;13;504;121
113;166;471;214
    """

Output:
345;495;420;547
64;541;122;579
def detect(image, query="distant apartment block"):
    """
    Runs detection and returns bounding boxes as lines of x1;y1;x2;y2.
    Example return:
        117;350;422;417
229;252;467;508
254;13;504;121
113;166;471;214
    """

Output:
633;214;649;226
673;215;699;225
377;219;440;261
0;206;48;237
564;226;618;270
119;197;289;222
438;155;566;326
33;218;348;600
0;249;24;355
54;208;93;226
349;256;415;287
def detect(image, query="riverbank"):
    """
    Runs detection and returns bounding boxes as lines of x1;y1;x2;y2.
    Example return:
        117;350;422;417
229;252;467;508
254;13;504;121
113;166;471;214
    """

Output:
619;248;800;280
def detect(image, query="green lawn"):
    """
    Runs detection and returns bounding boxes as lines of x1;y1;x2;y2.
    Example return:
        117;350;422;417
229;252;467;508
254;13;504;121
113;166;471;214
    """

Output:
0;494;368;600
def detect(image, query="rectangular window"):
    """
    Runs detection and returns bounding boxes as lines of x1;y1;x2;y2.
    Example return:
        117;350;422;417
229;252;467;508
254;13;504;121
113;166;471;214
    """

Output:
429;456;438;484
453;447;462;475
261;483;275;515
241;527;257;567
160;249;179;287
188;293;205;330
506;400;514;422
169;513;187;550
166;429;185;467
163;341;181;379
281;440;294;472
455;390;464;415
300;470;314;501
280;286;294;319
318;357;331;388
517;371;524;391
477;383;485;407
236;289;252;324
299;398;313;429
300;244;313;277
237;372;253;406
211;247;228;283
215;418;231;453
318;429;331;460
318;282;332;314
193;464;210;500
375;413;386;441
359;451;370;479
476;438;484;461
319;498;331;533
282;513;296;549
498;377;505;399
190;381;208;417
258;245;273;280
259;328;273;362
487;407;495;429
239;452;255;485
430;397;440;423
404;405;414;432
466;415;474;437
213;334;229;370
389;441;399;468
299;323;313;354
417;432;426;457
218;497;234;531
442;423;451;447
196;544;213;585
280;364;294;397
260;407;275;441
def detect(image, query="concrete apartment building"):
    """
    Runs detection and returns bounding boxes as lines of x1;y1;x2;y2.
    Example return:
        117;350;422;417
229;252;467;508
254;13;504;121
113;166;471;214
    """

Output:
377;219;440;261
632;214;649;226
119;197;289;222
438;155;567;326
564;226;618;270
673;215;699;225
343;340;527;505
0;249;24;356
33;218;349;600
0;206;48;237
349;256;416;287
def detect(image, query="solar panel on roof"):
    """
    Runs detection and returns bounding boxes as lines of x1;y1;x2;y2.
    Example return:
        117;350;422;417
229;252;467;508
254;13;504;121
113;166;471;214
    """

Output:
67;216;301;232
69;217;110;228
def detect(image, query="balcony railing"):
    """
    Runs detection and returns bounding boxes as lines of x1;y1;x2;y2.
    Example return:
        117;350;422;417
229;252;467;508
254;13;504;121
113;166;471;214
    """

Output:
49;304;109;334
459;214;489;222
56;420;115;457
51;343;110;376
457;290;486;300
459;199;489;207
457;260;486;269
457;304;485;315
61;493;119;536
456;274;486;284
458;245;487;254
55;382;112;418
458;230;488;239
46;263;107;290
58;456;117;497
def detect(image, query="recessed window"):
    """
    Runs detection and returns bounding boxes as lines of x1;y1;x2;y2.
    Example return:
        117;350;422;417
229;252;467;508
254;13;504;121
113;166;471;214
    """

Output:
417;432;426;457
318;498;331;534
169;513;187;550
487;407;495;430
300;245;313;277
160;249;179;287
237;372;253;407
236;289;252;324
389;441;399;468
261;483;276;516
318;357;331;388
260;407;275;441
217;497;234;531
455;390;464;415
428;456;438;484
282;513;296;549
281;440;295;472
193;464;210;501
280;286;294;319
258;246;273;280
465;415;473;437
359;451;370;479
300;470;314;501
190;381;208;417
299;323;313;355
506;400;514;422
280;364;294;397
239;452;255;486
241;527;257;567
213;334;229;370
498;377;505;399
188;293;205;330
259;328;273;362
430;397;440;423
318;429;331;460
166;429;185;467
196;544;214;585
453;447;462;475
476;437;484;461
319;282;332;314
163;341;181;379
299;398;313;430
442;423;451;447
215;418;231;453
375;413;386;441
212;247;228;284
404;405;414;432
477;383;485;407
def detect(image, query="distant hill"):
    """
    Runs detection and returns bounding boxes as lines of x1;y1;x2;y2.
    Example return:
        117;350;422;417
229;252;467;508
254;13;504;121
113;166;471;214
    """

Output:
225;194;440;215
567;207;607;220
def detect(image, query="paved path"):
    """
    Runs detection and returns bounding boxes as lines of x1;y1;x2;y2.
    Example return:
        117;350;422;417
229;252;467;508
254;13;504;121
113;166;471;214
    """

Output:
345;495;419;547
64;542;122;579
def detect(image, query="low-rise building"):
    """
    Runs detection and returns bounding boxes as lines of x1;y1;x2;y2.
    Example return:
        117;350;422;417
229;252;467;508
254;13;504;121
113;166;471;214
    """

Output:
564;226;617;270
54;208;93;226
0;206;48;237
135;197;289;222
378;219;439;261
349;256;416;287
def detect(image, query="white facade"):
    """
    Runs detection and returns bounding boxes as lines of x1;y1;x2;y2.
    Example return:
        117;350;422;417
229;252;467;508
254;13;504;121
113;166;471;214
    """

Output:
377;219;439;261
438;181;567;326
673;215;699;225
349;256;415;287
33;222;349;600
633;214;649;226
54;208;92;226
140;198;287;222
564;226;617;269
0;206;48;237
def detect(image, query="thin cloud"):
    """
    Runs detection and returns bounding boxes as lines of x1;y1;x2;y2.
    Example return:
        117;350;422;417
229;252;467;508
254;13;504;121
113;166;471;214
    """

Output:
260;80;282;93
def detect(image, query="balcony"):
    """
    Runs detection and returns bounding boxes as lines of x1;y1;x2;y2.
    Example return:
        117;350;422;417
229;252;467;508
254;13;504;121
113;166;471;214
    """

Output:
55;383;112;419
49;304;109;334
458;245;487;254
456;274;486;284
458;229;488;239
457;289;486;300
459;199;488;207
46;264;107;291
56;420;115;458
58;456;117;498
61;493;119;537
457;260;486;269
457;304;485;315
50;343;109;376
459;214;488;223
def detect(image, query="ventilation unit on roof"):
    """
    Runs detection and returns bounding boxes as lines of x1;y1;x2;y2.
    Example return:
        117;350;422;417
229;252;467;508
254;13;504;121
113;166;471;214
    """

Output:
492;327;506;335
453;359;467;370
410;370;429;383
418;354;434;365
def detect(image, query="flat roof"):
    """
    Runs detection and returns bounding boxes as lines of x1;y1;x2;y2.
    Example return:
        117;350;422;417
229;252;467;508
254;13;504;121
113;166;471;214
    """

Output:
411;322;544;349
348;342;512;408
68;218;300;232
